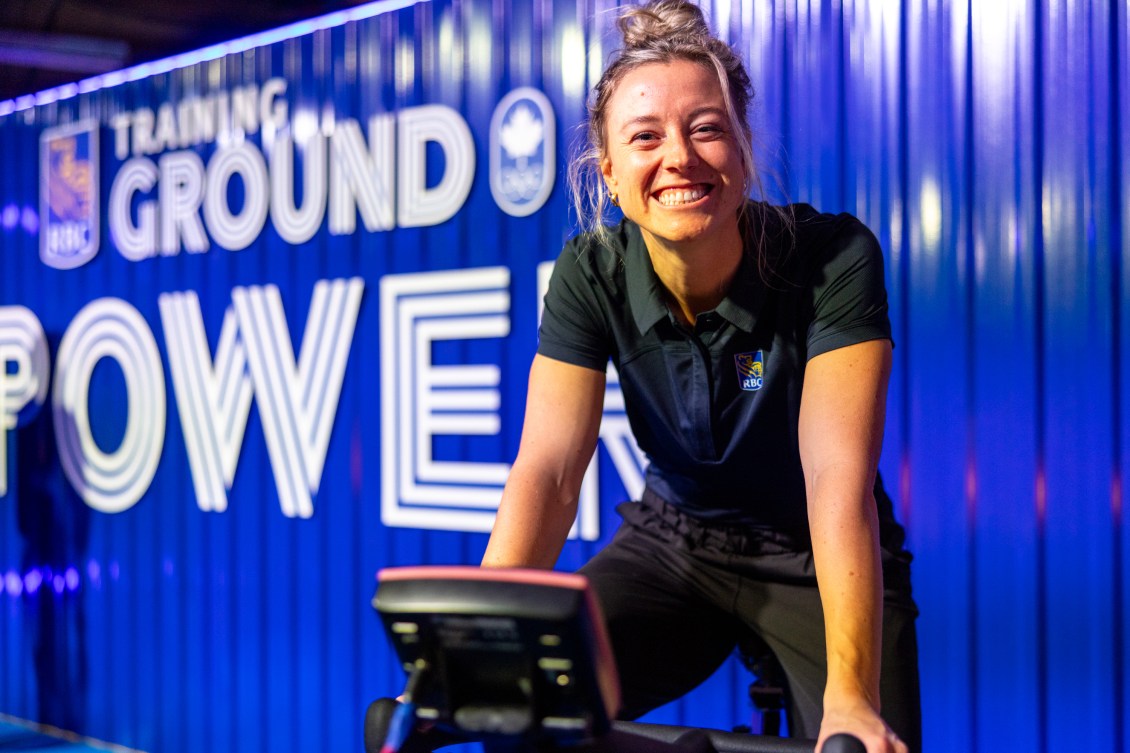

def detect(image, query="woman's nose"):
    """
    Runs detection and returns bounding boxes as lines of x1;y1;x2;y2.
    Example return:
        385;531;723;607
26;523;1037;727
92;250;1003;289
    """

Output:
661;133;698;169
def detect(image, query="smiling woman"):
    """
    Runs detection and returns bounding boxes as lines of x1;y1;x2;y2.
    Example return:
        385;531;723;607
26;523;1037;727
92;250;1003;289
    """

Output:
599;59;747;324
479;3;921;753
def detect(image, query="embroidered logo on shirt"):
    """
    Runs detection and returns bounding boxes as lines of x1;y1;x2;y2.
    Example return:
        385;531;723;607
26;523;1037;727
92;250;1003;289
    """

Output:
735;350;764;392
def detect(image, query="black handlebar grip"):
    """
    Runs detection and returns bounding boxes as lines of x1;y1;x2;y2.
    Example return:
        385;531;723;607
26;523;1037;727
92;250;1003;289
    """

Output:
821;733;866;753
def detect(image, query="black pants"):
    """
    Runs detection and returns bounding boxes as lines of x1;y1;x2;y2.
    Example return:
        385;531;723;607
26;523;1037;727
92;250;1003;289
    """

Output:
578;492;921;753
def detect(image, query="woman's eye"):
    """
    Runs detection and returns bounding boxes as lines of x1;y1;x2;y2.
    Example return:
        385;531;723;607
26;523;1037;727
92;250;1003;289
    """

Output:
630;132;658;143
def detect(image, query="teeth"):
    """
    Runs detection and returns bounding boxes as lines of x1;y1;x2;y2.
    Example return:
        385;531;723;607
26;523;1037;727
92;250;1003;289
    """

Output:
658;187;705;206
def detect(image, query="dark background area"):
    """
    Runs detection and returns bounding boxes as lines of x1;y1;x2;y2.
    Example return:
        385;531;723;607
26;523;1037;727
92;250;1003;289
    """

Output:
0;0;368;102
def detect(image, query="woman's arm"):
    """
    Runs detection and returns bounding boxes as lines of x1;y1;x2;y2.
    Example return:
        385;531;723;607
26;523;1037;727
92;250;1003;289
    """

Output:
481;354;606;569
798;338;906;753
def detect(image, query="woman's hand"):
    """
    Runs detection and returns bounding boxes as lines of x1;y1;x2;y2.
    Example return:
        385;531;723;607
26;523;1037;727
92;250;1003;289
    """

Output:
818;696;906;753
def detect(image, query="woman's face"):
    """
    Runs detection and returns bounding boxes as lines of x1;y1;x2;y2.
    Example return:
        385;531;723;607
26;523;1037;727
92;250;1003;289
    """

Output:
600;59;746;253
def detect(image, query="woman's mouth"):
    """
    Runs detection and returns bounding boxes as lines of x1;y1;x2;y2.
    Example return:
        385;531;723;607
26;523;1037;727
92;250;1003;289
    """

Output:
655;185;711;206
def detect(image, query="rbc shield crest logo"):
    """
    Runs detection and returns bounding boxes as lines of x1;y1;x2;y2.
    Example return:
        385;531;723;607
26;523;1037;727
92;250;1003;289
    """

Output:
735;350;764;392
489;87;555;217
40;121;99;269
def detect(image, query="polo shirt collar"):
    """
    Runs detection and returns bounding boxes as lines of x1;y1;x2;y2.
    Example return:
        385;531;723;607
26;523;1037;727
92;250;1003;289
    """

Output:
625;223;670;335
623;217;766;336
715;247;763;333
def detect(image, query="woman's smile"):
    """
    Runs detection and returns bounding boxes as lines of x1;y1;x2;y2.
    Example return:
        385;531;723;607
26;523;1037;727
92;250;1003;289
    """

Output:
655;184;711;206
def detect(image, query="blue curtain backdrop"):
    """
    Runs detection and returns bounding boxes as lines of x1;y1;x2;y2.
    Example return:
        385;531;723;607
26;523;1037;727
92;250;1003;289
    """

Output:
0;2;1126;753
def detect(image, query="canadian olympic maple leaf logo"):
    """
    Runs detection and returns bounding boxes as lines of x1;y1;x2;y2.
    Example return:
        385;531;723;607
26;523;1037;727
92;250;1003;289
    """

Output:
498;104;544;167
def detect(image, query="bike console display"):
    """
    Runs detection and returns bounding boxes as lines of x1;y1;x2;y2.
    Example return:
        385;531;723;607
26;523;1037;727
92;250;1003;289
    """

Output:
373;566;622;747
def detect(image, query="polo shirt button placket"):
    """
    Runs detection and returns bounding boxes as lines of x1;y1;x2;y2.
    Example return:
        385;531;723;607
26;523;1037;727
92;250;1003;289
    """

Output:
687;330;715;459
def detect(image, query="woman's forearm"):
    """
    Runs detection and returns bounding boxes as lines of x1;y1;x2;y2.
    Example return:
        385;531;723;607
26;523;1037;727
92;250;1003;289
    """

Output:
481;462;581;569
809;478;884;709
481;354;605;570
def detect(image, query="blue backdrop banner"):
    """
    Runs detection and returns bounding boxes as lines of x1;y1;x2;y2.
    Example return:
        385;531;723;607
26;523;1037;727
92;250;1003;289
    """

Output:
1;2;1127;753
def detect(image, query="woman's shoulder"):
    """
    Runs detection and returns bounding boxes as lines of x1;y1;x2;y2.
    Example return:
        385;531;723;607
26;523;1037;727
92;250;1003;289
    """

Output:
744;202;884;294
755;202;881;267
558;219;635;274
768;202;869;238
787;203;878;249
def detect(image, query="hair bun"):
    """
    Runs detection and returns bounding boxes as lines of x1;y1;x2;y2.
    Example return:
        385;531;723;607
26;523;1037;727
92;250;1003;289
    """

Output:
618;0;711;49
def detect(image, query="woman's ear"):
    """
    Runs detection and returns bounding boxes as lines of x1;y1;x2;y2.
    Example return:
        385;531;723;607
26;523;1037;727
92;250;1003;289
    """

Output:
600;157;617;195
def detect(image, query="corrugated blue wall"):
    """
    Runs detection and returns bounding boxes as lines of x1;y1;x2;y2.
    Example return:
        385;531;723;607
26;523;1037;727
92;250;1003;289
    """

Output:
0;2;1126;753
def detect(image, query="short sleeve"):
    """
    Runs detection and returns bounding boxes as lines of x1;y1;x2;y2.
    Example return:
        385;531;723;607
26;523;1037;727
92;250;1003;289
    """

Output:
805;215;893;359
536;241;612;371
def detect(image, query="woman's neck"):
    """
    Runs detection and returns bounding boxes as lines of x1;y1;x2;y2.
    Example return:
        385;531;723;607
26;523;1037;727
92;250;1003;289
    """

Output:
642;225;744;327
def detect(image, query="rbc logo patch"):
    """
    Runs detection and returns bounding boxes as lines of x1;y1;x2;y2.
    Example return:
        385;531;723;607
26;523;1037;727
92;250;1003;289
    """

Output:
40;121;99;269
489;87;555;217
735;350;764;392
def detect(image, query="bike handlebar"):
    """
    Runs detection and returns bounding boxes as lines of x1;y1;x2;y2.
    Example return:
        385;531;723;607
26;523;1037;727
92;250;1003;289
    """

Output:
821;733;866;753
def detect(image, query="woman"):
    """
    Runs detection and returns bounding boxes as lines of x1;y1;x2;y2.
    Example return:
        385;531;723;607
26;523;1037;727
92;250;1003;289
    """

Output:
482;2;920;753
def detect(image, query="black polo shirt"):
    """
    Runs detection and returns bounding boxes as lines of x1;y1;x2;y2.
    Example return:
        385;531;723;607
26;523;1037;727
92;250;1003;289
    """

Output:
537;203;895;537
